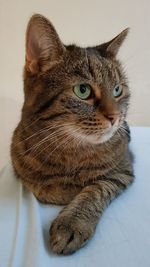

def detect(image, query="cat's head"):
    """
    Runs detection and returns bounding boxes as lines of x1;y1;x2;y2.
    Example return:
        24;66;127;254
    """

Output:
24;14;130;145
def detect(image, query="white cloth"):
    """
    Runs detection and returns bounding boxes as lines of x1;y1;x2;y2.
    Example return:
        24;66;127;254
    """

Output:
0;127;150;267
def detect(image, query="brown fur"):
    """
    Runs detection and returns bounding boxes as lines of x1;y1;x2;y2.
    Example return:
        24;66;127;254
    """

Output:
11;14;134;254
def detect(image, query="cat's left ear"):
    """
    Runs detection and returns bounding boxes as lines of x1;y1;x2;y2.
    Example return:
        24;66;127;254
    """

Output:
96;28;129;58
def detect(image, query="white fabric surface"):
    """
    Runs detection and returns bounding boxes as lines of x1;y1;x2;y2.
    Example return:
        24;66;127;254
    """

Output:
0;127;150;267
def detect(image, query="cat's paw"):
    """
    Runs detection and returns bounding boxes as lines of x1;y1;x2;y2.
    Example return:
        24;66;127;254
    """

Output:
49;214;94;255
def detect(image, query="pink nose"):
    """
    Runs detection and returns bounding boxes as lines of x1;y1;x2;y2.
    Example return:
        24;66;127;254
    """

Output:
104;114;118;125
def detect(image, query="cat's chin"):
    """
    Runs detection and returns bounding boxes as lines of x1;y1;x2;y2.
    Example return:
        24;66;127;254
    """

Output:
84;129;114;145
66;126;117;145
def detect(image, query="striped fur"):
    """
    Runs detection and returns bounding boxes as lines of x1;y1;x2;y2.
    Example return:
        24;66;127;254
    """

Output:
11;14;134;254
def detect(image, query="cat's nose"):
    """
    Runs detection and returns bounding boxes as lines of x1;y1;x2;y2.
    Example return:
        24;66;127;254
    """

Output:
104;114;118;125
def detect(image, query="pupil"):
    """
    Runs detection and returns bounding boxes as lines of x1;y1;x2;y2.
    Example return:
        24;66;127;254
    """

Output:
80;84;86;94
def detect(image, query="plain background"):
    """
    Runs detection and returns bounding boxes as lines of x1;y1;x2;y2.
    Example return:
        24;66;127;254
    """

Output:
0;0;150;168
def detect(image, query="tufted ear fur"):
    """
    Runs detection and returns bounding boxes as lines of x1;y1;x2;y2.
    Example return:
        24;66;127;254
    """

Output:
96;28;129;58
25;14;65;74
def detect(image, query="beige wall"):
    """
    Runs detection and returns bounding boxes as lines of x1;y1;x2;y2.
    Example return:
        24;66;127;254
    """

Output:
0;0;150;168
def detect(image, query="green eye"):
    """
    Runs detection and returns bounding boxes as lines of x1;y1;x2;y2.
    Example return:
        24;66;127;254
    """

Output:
113;85;123;98
73;84;91;100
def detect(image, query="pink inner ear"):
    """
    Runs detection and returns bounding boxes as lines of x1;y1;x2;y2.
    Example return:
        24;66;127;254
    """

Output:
26;23;43;74
26;26;40;63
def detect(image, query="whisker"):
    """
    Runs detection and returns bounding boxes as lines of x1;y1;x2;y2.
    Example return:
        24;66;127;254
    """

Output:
30;126;82;174
18;125;77;171
14;122;75;148
18;117;40;132
18;124;73;156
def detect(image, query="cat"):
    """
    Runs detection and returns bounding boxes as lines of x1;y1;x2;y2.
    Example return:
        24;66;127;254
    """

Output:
11;14;134;255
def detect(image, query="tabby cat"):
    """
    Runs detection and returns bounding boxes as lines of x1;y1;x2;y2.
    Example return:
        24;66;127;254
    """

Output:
11;14;134;255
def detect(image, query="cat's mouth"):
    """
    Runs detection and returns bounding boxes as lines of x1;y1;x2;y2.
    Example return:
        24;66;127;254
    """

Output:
83;127;116;144
66;123;118;145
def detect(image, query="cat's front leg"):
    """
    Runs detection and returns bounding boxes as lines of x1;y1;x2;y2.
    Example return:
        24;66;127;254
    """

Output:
49;172;134;255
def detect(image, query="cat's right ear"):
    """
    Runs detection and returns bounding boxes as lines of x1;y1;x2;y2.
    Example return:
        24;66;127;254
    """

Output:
25;14;65;74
